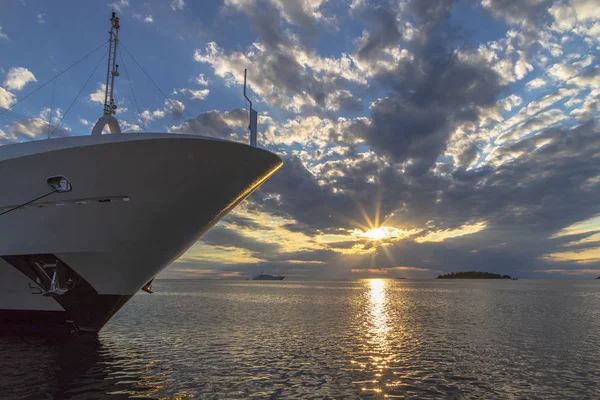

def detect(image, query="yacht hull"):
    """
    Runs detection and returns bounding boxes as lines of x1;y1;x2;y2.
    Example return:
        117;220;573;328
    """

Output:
0;133;282;334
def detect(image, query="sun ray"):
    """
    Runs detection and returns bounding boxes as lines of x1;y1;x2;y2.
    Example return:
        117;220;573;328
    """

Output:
374;185;382;228
379;243;397;267
356;201;375;230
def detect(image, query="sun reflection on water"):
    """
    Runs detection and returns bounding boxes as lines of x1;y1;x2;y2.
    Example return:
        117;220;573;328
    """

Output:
354;278;398;396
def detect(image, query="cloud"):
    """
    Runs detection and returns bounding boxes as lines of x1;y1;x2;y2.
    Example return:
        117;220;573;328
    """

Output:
0;25;8;40
170;108;247;140
139;108;166;124
137;99;187;127
355;6;402;61
548;55;595;82
525;77;547;90
552;215;600;238
536;268;600;276
2;117;70;142
350;265;442;277
37;14;45;24
570;65;600;89
133;13;154;23
346;5;505;173
415;222;487;243
543;247;600;264
549;0;600;34
174;88;210;100
167;99;185;120
269;0;333;29
325;90;362;112
108;0;129;12
119;120;142;132
195;1;366;115
481;0;554;30
496;108;568;143
195;73;210;86
3;67;37;91
89;83;106;105
225;0;334;29
0;87;16;110
170;0;185;11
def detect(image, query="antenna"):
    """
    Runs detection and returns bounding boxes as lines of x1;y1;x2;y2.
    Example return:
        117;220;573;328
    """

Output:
243;69;258;147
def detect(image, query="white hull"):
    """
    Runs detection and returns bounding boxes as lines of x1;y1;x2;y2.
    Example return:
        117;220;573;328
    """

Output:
0;133;281;333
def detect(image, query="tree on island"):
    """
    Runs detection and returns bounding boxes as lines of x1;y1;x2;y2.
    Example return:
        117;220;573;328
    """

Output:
437;271;512;279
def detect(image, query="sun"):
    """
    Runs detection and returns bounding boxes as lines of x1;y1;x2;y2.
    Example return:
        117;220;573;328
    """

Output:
354;226;405;241
363;227;390;241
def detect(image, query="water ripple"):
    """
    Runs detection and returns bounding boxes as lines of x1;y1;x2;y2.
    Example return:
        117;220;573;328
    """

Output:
1;279;600;399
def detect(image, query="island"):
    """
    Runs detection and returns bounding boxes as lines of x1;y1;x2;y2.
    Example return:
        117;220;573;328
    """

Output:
437;271;512;279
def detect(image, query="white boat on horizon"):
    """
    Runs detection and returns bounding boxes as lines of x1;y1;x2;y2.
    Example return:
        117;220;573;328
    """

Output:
0;13;282;334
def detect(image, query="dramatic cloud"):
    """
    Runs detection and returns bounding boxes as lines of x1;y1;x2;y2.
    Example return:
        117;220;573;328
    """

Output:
2;0;599;279
178;0;600;279
170;108;247;140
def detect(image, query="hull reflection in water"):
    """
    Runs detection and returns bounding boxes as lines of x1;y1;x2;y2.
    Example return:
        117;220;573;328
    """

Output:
0;335;179;400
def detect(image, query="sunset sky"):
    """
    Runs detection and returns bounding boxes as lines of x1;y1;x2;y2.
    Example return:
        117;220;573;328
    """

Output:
1;0;599;279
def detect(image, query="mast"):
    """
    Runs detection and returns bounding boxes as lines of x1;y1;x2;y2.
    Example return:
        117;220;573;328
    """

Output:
243;69;258;147
92;12;122;136
104;12;120;116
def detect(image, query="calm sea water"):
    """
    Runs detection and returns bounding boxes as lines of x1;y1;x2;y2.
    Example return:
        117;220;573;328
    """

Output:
1;279;600;399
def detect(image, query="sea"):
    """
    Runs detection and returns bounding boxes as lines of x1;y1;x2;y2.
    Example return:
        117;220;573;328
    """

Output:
1;279;600;399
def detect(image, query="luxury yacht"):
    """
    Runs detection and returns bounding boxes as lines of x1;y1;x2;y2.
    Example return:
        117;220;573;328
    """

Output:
0;13;282;334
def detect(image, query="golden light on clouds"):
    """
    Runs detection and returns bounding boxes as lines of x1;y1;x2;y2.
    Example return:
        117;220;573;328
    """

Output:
415;221;487;243
351;268;388;275
176;243;266;265
544;215;600;264
536;268;600;276
563;233;600;247
542;247;600;264
551;214;600;238
225;205;324;254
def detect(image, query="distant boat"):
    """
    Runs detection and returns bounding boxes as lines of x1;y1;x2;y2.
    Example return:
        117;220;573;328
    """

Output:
252;270;285;280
